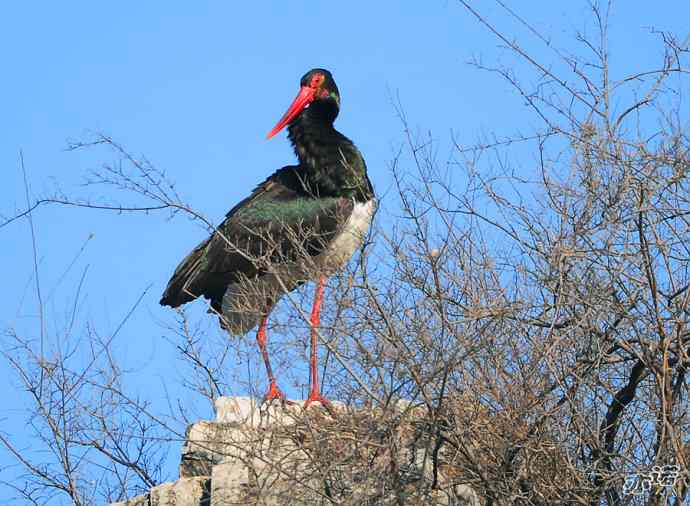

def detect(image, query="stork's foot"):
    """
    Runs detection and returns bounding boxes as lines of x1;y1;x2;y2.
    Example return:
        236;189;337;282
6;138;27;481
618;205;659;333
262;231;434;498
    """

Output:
303;390;333;411
262;381;294;406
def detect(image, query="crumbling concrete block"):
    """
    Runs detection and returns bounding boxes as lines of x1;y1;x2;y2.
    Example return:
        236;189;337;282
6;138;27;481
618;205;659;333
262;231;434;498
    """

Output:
111;396;480;506
109;494;148;506
149;477;210;506
210;458;252;505
181;420;242;478
214;396;304;428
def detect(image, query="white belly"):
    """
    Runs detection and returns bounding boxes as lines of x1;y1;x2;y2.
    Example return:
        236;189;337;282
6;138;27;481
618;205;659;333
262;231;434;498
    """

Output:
316;199;375;272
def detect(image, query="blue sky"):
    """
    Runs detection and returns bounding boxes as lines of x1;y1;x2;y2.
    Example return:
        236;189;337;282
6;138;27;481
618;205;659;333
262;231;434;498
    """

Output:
2;1;689;500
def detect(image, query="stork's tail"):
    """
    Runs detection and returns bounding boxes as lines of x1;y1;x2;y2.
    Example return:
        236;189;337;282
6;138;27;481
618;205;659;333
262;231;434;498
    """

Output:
160;237;211;308
219;275;295;335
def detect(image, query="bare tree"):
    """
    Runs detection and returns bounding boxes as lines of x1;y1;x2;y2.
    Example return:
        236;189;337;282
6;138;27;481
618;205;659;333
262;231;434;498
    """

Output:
2;2;689;505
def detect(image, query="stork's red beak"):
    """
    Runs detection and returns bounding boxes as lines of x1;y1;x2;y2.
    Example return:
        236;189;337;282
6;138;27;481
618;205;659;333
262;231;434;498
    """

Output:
267;86;315;139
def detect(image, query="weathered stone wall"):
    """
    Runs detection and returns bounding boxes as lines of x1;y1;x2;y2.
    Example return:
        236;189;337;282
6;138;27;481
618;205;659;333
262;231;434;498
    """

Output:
111;397;480;506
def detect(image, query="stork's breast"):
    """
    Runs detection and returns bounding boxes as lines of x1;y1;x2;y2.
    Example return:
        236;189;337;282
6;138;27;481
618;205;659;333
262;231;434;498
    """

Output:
317;200;375;272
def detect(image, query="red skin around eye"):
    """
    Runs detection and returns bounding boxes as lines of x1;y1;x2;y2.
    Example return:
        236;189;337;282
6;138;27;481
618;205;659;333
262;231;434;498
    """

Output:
310;74;324;87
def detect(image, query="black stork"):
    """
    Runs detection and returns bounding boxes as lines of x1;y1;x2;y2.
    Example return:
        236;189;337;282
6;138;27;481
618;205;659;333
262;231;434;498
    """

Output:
160;69;374;408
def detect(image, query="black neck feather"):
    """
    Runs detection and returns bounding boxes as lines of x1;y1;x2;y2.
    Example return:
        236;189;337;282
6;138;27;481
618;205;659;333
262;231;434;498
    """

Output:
287;102;373;202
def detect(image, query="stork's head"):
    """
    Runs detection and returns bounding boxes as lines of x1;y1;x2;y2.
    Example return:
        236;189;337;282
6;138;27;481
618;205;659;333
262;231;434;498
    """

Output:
267;68;340;139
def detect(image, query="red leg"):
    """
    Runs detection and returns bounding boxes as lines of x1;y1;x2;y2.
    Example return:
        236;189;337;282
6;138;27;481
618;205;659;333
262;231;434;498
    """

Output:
304;276;332;409
256;311;292;405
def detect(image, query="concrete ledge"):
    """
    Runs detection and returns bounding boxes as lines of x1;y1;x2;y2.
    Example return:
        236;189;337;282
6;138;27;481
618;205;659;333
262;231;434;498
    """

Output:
110;494;148;506
214;396;304;427
111;396;480;506
150;477;210;506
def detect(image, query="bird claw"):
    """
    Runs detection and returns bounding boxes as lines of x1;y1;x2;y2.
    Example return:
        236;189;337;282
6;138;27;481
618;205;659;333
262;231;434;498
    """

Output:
262;382;294;407
303;391;334;414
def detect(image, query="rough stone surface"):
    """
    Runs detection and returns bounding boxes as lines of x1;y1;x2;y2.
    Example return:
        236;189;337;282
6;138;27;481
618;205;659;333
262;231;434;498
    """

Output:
215;396;263;426
214;395;303;427
111;396;480;506
150;477;211;506
110;494;148;506
180;421;239;478
111;478;210;506
453;485;481;506
210;459;251;505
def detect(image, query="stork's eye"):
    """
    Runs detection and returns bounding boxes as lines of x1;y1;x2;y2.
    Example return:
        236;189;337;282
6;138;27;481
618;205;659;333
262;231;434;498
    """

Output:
310;74;324;87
